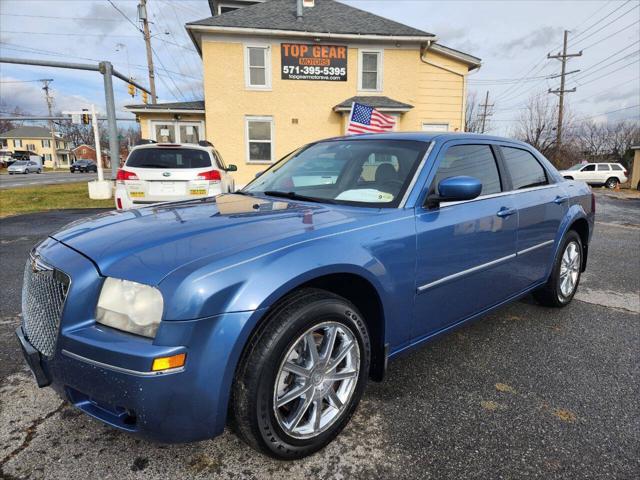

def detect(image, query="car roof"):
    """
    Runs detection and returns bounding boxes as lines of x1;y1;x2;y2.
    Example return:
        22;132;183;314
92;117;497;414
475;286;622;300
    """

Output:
318;131;532;148
130;143;211;152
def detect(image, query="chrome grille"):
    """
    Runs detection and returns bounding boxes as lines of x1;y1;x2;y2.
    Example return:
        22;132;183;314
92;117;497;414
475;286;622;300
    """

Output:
21;255;70;358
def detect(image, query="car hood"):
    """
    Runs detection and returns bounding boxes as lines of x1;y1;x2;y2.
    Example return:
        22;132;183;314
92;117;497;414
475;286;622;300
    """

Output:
50;194;377;285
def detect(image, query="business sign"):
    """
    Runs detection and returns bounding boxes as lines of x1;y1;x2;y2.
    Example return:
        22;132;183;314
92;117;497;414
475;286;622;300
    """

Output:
281;43;347;81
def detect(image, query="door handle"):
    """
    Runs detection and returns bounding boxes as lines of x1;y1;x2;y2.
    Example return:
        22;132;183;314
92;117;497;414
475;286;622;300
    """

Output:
553;196;569;204
496;207;517;218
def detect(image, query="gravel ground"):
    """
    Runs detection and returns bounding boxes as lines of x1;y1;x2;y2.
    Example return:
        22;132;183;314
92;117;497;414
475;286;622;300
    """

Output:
0;192;638;479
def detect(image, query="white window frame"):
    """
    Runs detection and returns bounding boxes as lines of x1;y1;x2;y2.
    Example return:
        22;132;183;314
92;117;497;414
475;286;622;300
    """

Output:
149;120;204;144
422;123;449;132
42;139;50;148
244;44;271;90
14;139;22;148
358;49;383;92
245;116;274;164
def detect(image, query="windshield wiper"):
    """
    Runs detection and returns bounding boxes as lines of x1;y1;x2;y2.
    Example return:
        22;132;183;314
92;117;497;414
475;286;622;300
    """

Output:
262;191;336;204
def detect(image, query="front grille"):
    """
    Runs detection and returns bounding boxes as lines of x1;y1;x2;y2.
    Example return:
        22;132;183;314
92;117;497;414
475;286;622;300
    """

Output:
21;255;70;357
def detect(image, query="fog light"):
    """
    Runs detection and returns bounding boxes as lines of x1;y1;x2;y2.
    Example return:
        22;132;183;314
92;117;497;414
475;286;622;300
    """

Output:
152;353;186;371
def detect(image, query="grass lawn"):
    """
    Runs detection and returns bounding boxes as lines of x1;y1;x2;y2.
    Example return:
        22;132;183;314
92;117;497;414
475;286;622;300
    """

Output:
0;182;114;218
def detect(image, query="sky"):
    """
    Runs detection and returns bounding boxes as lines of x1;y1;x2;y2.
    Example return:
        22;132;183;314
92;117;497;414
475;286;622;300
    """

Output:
0;0;638;135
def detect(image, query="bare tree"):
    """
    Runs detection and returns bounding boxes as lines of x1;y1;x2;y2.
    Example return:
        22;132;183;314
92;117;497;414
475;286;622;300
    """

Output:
464;91;483;133
512;94;559;157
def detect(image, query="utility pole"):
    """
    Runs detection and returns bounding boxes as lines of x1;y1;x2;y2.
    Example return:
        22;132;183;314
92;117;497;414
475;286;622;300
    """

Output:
548;30;582;151
478;90;494;134
138;0;157;103
41;79;58;169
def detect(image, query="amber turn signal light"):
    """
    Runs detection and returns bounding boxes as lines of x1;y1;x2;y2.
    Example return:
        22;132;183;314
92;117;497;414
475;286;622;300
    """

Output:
151;353;186;371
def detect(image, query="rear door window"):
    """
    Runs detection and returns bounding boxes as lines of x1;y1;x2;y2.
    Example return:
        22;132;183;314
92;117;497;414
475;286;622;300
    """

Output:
432;144;502;196
126;148;212;169
501;147;548;190
597;164;610;171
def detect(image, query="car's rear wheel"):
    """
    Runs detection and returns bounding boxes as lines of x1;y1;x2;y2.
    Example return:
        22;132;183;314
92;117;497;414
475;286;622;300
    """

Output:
605;177;618;189
24;169;29;174
231;288;370;459
534;231;582;308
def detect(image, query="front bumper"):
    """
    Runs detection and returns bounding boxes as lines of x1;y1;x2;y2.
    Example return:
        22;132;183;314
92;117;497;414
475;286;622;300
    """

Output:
17;238;260;443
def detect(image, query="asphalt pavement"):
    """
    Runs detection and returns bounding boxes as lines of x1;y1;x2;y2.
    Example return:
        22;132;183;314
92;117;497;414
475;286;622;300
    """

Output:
0;171;98;189
0;192;638;479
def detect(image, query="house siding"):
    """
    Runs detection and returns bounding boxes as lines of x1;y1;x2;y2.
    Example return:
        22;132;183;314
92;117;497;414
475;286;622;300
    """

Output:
201;39;471;185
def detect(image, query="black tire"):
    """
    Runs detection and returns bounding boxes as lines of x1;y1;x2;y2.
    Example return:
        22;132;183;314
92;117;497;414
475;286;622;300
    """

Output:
605;177;618;189
231;288;371;459
534;230;583;308
563;176;574;180
37;170;41;174
24;169;29;174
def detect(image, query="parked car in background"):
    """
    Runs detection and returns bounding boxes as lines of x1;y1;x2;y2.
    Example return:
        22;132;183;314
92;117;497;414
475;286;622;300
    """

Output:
7;160;42;174
114;141;237;210
70;160;98;173
17;133;594;459
0;149;12;167
559;162;628;188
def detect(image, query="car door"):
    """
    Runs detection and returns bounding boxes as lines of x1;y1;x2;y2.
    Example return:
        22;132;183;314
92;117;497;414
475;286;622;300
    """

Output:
498;145;568;289
596;163;611;183
413;141;519;340
577;164;597;183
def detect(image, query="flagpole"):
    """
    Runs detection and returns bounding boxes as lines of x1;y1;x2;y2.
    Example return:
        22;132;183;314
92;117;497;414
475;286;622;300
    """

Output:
346;102;355;135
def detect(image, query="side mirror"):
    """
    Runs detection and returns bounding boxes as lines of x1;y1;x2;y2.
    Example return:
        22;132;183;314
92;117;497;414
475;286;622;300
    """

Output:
226;164;238;172
255;171;264;178
426;176;482;209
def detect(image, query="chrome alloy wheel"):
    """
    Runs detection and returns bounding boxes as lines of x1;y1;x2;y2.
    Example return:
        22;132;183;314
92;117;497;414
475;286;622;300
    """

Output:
273;321;360;439
559;240;581;299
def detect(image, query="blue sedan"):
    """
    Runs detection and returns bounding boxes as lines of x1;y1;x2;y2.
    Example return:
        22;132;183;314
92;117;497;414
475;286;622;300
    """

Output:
17;132;594;459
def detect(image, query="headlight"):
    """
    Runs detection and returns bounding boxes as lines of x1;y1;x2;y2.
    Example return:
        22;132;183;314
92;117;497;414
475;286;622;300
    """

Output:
96;278;164;338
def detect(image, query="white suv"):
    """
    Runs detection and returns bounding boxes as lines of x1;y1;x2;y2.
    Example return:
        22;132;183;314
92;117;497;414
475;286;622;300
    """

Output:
560;162;628;189
115;142;236;210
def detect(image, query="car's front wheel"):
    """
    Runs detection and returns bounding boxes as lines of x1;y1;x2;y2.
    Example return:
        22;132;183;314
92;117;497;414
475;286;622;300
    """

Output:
24;169;29;174
231;288;370;459
534;231;583;307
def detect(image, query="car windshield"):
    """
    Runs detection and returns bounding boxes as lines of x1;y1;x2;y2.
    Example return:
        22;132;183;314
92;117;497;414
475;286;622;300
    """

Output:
244;139;428;208
568;164;584;171
12;161;27;166
126;148;212;169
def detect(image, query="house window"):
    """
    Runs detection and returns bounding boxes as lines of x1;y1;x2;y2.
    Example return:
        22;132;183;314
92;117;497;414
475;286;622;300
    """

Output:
82;148;87;154
245;45;271;89
42;139;50;148
26;144;36;151
359;50;383;91
44;154;52;162
245;116;273;163
14;139;22;148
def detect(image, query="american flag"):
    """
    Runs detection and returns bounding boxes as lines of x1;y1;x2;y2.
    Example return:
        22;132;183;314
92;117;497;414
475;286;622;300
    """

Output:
347;102;396;135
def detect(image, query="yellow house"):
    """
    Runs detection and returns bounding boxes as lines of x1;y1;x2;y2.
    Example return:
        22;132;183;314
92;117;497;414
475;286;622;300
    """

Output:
129;0;480;186
630;145;640;190
0;126;71;167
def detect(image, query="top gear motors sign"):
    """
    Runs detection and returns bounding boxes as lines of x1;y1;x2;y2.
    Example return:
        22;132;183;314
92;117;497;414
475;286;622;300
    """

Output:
281;43;347;81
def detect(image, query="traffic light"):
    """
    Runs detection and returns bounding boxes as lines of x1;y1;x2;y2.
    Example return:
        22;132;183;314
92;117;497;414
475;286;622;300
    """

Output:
128;82;136;97
142;91;148;104
81;109;90;125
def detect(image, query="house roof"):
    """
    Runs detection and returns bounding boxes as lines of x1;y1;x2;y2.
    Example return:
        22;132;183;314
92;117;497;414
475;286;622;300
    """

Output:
333;96;414;112
124;100;205;113
187;0;435;39
0;126;63;139
72;144;95;151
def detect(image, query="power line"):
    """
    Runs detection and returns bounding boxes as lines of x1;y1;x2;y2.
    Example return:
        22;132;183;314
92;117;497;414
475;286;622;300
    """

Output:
570;2;639;48
1;30;140;37
0;13;121;21
574;50;640;82
573;59;640;87
568;0;633;45
581;20;640;50
105;0;143;33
